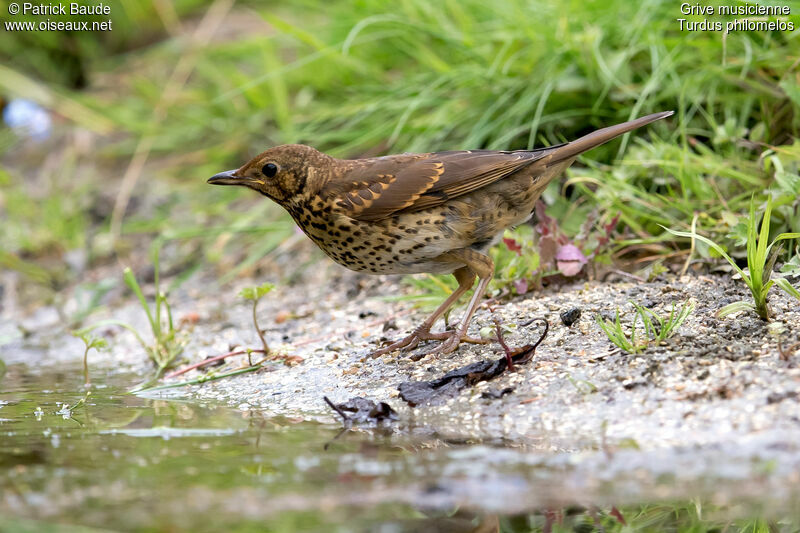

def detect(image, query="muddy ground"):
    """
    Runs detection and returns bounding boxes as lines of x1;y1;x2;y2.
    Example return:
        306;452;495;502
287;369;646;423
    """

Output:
3;258;800;508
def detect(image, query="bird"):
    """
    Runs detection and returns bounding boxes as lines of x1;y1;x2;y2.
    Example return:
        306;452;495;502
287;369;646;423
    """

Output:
209;111;673;357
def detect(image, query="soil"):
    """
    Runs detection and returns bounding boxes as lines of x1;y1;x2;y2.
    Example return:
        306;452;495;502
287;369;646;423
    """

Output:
3;258;800;507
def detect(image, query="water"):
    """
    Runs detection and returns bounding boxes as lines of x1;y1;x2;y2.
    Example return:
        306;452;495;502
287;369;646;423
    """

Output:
1;361;798;532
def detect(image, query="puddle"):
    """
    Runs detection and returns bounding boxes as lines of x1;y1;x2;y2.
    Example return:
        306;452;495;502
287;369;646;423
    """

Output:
1;360;799;532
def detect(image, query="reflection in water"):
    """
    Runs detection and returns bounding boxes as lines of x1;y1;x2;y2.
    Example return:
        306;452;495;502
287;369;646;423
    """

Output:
0;361;797;532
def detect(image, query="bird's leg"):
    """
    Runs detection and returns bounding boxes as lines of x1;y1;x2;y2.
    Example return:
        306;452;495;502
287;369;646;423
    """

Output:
370;249;494;358
426;249;494;356
370;266;480;358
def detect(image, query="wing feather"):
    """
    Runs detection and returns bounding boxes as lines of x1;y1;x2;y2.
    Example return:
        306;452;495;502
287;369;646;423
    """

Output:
326;148;557;222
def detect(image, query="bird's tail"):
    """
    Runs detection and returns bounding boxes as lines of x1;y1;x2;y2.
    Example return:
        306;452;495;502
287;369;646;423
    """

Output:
548;110;673;163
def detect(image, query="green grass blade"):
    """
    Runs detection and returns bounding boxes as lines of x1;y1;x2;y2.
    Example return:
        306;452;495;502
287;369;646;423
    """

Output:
746;197;758;279
751;196;773;290
123;268;157;337
663;227;749;282
765;232;800;260
717;301;755;318
152;248;162;338
773;277;800;301
763;244;782;284
665;301;695;338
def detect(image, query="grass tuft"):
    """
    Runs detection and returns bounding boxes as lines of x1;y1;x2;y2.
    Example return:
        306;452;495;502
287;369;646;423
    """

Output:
666;196;800;320
596;300;695;354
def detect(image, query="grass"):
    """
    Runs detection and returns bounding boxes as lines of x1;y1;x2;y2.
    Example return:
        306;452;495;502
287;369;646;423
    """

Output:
135;363;266;393
0;0;798;308
596;300;695;354
75;248;186;388
0;505;796;533
133;282;284;393
121;249;186;375
667;196;800;320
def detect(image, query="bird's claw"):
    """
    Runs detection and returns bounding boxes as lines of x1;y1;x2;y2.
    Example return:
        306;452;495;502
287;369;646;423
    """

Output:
368;325;431;358
421;329;487;356
369;325;487;359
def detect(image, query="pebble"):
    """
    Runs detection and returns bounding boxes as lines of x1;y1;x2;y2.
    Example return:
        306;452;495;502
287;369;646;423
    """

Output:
20;267;800;493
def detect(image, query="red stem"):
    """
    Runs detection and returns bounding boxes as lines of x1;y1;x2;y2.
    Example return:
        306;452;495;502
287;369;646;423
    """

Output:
164;349;266;379
494;319;514;372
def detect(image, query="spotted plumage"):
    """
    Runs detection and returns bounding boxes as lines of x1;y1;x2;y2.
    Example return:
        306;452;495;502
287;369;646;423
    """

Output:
209;111;673;356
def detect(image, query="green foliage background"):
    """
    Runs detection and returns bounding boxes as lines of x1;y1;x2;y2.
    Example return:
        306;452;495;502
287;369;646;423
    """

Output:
1;0;799;292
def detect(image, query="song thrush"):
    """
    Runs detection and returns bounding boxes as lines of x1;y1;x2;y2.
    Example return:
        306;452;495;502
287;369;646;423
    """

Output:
209;111;673;356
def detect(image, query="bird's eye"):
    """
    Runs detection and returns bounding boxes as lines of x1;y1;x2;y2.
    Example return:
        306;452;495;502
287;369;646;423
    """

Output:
262;163;278;177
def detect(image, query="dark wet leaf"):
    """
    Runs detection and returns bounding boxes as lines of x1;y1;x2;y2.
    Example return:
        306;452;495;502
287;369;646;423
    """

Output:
399;359;506;407
399;320;548;407
323;396;398;426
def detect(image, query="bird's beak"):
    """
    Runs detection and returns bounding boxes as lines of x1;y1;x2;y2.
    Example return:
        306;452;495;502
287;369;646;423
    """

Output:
207;169;260;186
207;170;240;185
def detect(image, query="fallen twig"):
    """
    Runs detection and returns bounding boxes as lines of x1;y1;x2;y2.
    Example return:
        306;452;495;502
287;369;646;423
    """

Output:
133;364;266;393
323;396;397;425
164;349;267;379
323;396;351;423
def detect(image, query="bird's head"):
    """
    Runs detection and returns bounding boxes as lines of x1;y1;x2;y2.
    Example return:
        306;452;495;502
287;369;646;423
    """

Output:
208;144;330;203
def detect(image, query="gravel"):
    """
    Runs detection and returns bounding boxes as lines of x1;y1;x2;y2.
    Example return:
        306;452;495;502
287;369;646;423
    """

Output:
4;262;800;506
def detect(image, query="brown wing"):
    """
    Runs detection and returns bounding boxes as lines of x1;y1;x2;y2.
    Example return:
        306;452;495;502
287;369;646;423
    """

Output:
326;111;675;222
328;149;556;222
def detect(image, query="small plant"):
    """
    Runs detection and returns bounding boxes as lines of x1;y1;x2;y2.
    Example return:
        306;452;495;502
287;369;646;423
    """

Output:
637;301;695;343
71;331;108;385
239;282;275;357
492;225;544;295
81;249;187;389
667;197;800;320
596;300;695;354
597;309;644;353
122;249;186;374
130;282;280;394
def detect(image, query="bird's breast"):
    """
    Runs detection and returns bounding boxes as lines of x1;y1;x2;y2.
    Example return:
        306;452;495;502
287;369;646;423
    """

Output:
287;177;542;276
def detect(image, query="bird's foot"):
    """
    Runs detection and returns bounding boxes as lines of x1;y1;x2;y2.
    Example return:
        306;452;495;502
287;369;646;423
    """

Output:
370;324;487;359
368;325;433;358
